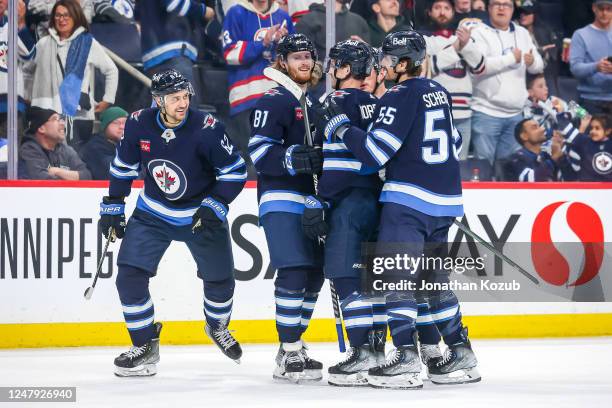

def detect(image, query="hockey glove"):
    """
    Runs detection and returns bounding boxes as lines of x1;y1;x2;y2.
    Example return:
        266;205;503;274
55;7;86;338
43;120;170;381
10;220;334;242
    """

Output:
302;195;330;240
192;196;228;233
284;145;323;175
99;196;126;240
311;98;350;144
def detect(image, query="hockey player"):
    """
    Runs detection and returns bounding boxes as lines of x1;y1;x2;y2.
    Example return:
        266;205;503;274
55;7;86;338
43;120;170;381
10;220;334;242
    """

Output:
313;30;481;389
99;70;247;377
305;40;383;387
247;33;325;383
361;46;387;98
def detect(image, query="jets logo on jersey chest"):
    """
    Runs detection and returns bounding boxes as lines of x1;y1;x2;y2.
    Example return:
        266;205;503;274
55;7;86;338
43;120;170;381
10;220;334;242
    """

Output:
161;129;176;143
593;151;612;175
147;159;188;200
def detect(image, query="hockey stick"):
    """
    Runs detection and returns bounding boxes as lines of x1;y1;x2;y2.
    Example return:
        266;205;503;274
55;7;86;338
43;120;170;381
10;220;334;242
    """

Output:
264;67;346;352
453;220;540;285
84;227;114;300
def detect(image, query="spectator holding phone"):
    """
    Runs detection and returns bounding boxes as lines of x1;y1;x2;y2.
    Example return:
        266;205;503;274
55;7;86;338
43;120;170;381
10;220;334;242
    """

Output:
569;0;612;115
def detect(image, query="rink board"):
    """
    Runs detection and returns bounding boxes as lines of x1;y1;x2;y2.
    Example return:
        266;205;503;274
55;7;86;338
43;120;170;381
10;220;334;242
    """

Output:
1;181;612;348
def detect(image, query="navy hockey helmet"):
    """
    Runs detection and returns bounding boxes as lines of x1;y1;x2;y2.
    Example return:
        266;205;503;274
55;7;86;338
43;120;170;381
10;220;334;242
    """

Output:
276;33;318;62
326;40;375;79
368;45;384;74
381;30;427;68
151;69;194;98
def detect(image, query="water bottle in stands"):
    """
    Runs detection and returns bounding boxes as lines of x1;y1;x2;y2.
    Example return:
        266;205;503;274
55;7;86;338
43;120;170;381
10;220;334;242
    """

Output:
567;101;588;120
471;167;480;182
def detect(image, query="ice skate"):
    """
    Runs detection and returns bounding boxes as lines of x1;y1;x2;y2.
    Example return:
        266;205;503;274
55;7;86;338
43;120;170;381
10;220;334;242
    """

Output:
367;345;423;389
205;322;242;364
114;322;162;377
428;328;481;385
369;327;387;366
300;341;323;381
273;342;307;383
328;345;377;387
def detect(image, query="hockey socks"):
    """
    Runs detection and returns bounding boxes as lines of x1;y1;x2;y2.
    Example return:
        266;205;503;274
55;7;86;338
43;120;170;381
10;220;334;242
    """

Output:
116;266;156;346
203;278;235;329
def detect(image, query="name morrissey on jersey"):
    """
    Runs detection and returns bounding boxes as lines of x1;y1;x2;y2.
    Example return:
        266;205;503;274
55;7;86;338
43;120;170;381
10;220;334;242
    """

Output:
422;91;449;109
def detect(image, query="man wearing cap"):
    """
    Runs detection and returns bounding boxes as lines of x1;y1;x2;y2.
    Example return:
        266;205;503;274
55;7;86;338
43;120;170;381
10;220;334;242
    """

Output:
80;106;128;179
20;106;91;180
569;0;612;115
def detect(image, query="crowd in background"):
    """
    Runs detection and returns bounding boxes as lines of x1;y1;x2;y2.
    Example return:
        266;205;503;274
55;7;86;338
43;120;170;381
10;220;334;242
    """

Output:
0;0;610;182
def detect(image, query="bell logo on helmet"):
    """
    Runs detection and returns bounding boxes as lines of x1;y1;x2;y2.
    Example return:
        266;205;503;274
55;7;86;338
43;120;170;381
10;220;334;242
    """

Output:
392;37;408;46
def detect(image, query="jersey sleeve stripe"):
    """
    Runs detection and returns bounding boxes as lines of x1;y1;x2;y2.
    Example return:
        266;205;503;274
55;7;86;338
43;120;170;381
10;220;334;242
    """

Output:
371;129;402;152
109;165;139;179
113;155;140;170
365;134;391;166
249;143;273;164
217;156;246;175
248;135;282;147
322;159;362;172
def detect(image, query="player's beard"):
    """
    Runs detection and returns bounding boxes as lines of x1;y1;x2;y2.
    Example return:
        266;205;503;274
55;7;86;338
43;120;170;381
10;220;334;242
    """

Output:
287;65;312;85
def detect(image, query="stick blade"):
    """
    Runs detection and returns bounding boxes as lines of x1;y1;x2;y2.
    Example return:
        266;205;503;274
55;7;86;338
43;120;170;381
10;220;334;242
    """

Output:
84;287;94;300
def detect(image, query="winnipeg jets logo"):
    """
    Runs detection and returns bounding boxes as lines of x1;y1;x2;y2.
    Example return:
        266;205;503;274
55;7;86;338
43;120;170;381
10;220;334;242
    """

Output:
593;151;612;175
161;128;176;143
221;134;234;155
264;88;281;97
130;109;143;121
147;159;188;200
202;114;217;129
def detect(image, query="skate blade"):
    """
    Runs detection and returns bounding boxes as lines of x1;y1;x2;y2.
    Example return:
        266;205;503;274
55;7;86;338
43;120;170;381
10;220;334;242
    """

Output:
273;369;321;384
328;372;369;387
368;373;423;390
114;363;157;377
430;367;481;385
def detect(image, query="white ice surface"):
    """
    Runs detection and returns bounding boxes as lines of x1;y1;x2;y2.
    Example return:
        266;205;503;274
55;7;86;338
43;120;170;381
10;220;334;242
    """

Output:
1;337;611;408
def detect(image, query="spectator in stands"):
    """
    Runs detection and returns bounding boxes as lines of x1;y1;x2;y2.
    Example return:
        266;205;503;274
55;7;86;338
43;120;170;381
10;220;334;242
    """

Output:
26;0;118;149
20;106;91;180
452;0;487;28
222;0;292;157
367;0;413;47
557;112;612;181
286;0;323;23
423;0;485;159
569;0;612;116
0;0;35;140
516;1;561;95
472;0;486;12
524;73;567;137
80;106;127;179
296;0;370;97
137;0;214;106
470;0;544;166
506;118;566;181
27;0;94;40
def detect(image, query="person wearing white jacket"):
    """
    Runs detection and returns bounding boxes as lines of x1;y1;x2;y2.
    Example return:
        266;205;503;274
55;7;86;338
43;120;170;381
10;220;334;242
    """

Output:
469;0;543;167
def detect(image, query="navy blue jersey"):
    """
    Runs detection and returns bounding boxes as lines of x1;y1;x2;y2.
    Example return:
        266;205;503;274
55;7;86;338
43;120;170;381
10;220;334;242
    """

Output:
109;108;247;226
342;78;463;217
505;147;559;181
319;88;381;202
559;117;612;181
248;86;317;216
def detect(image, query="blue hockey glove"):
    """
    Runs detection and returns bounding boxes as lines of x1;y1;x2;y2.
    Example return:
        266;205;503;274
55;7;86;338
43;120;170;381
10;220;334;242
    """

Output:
311;98;350;143
302;195;330;240
99;196;126;240
284;145;323;175
192;196;228;233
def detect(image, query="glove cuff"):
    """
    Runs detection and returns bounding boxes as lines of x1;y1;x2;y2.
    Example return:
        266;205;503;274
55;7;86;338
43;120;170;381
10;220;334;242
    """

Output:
284;144;299;176
100;201;125;216
304;195;330;210
324;114;350;142
201;196;228;221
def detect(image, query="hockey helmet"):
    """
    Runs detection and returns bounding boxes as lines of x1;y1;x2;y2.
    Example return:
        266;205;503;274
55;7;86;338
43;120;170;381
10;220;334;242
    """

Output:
276;33;317;62
381;30;427;68
326;40;375;79
151;69;195;98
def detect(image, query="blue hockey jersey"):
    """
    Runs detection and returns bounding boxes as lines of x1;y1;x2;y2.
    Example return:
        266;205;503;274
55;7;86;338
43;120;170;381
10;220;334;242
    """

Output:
222;1;294;115
558;117;612;182
137;0;208;70
109;107;247;226
318;88;381;203
248;86;317;217
341;78;464;217
505;147;559;181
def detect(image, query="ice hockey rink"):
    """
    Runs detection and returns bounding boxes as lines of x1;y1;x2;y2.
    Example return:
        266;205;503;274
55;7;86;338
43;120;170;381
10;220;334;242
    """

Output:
1;337;611;408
